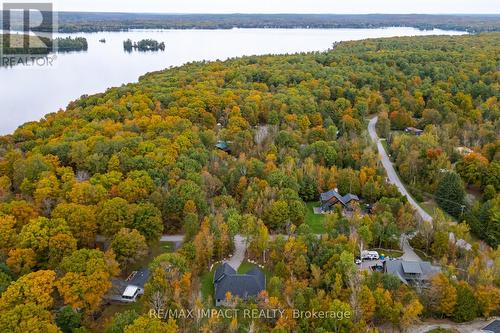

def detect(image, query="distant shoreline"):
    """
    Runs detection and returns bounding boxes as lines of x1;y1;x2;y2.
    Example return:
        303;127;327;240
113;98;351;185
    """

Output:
2;13;499;33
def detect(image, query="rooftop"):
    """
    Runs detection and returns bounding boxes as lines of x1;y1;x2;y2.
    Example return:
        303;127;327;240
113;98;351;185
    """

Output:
384;259;440;284
123;285;139;298
214;263;265;303
402;261;423;274
483;320;500;333
126;269;150;288
320;189;359;206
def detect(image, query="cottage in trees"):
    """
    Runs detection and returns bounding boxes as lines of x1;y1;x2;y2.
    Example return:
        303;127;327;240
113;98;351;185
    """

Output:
383;260;440;285
213;263;266;307
106;269;150;303
319;189;359;212
215;140;231;154
404;127;424;136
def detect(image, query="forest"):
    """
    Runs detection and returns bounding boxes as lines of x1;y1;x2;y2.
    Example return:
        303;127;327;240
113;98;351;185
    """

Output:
4;12;499;33
1;35;88;55
56;37;89;52
0;33;498;332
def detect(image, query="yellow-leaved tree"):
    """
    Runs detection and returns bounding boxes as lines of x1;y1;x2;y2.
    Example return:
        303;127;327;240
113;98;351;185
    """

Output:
56;248;119;316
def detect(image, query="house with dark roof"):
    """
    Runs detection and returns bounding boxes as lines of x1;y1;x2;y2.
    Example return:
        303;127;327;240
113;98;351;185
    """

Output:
213;263;266;307
106;269;150;303
383;259;440;285
319;188;359;212
477;320;500;333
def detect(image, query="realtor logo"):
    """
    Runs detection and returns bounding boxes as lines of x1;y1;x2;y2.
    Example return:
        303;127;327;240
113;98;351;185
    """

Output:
1;2;55;56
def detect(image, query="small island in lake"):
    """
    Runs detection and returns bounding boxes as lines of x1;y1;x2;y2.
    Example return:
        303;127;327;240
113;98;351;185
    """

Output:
123;39;165;52
55;37;89;52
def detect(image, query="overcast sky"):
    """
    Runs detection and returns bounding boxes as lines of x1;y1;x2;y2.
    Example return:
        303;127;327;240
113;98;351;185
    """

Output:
48;0;499;14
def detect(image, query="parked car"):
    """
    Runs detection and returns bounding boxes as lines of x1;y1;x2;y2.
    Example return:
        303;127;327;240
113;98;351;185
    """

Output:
355;257;362;265
361;250;380;260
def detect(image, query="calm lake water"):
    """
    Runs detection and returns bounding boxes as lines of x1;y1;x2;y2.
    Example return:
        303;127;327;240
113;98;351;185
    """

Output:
0;27;465;135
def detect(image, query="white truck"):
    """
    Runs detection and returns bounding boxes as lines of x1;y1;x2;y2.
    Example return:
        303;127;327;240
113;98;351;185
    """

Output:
361;250;380;260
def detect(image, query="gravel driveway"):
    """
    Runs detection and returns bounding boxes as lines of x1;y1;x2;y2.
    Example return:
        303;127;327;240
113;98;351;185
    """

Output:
224;235;246;270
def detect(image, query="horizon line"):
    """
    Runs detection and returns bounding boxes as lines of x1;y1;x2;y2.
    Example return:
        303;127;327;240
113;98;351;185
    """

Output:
50;11;500;16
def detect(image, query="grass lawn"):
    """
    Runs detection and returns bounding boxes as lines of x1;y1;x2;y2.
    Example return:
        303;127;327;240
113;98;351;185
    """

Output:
372;248;404;258
420;200;457;223
238;260;273;282
201;264;219;301
128;240;174;272
94;296;145;331
305;202;326;234
237;261;256;274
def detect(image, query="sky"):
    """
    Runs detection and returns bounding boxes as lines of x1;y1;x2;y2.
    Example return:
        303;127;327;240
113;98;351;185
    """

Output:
43;0;500;14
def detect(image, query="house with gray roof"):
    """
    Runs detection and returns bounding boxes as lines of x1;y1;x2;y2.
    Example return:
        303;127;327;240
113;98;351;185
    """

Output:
383;259;440;285
477;320;500;333
214;263;266;307
319;188;359;212
404;127;424;136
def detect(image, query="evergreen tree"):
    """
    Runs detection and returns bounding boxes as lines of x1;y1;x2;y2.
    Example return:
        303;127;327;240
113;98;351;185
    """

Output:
436;172;466;217
452;282;479;322
55;306;81;333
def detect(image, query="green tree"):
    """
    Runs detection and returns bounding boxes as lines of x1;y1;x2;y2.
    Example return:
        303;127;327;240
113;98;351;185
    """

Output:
51;203;97;247
264;200;290;230
431;231;450;259
18;217;77;268
131;203;163;242
375;112;391;138
105;310;139;333
436;172;466;218
111;228;148;272
97;198;133;237
0;271;12;295
452;281;479;322
55;306;82;333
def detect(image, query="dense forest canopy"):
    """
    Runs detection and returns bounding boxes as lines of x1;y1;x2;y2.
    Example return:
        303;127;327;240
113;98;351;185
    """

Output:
2;12;500;33
0;33;498;332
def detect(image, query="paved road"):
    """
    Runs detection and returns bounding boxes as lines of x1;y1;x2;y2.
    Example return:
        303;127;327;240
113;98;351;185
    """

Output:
368;117;433;223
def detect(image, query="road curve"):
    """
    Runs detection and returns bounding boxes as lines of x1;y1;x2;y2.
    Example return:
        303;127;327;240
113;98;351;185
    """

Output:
368;117;433;223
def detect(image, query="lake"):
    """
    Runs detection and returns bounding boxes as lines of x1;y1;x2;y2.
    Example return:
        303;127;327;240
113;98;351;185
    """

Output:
0;27;465;135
